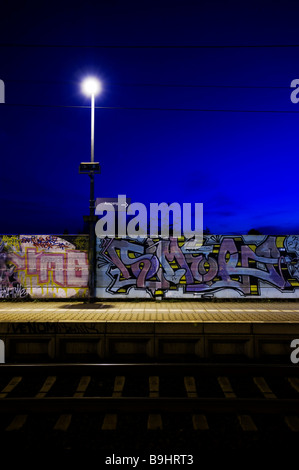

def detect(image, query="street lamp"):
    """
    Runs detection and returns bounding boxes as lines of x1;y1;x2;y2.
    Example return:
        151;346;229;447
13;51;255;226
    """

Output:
79;77;102;302
81;77;102;162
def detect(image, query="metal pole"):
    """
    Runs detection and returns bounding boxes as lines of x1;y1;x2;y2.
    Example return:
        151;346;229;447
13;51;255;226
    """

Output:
89;94;96;301
89;173;95;301
91;93;95;163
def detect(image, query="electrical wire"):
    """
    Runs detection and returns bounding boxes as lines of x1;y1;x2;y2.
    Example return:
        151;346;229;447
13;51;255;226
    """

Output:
2;43;299;49
3;103;299;113
3;79;291;89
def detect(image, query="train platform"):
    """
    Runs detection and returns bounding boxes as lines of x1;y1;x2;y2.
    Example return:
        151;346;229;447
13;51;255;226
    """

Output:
0;301;299;362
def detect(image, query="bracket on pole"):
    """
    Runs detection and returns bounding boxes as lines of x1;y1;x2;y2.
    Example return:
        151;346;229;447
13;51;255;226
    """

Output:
79;162;100;174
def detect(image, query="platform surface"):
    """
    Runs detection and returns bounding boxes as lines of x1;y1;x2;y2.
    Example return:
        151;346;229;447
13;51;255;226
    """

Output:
1;301;299;361
0;301;299;323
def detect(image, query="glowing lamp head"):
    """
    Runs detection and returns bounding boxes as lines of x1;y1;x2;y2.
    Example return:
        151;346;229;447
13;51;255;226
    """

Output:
81;77;102;96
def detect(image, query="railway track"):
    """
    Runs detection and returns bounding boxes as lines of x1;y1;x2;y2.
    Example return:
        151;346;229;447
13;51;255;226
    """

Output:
0;363;299;416
0;363;299;455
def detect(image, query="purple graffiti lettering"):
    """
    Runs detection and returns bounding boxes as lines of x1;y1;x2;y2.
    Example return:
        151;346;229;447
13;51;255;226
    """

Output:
99;235;293;298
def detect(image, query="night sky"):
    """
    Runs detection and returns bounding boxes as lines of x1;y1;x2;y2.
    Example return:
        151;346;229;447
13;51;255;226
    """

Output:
1;0;299;235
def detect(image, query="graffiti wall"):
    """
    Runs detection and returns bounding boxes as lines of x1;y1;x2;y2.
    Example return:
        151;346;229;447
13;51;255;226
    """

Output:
96;235;299;299
0;235;89;299
2;234;299;299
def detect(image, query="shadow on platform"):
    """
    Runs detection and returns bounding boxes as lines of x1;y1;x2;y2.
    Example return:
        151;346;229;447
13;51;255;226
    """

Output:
59;303;114;309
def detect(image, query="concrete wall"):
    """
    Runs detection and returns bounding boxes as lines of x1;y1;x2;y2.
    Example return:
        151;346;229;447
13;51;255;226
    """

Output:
3;320;297;362
96;235;299;299
0;235;89;299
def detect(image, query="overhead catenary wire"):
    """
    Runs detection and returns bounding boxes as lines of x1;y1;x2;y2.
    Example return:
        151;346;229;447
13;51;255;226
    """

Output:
3;103;299;113
2;43;299;49
3;79;292;89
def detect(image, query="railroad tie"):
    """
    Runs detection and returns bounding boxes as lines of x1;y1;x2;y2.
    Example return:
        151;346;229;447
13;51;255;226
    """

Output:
285;378;299;431
0;377;22;399
237;414;258;432
73;376;91;398
102;376;125;430
184;376;208;430
288;377;299;394
284;415;299;432
253;377;277;399
6;376;56;432
217;377;236;399
1;377;23;432
218;376;257;432
54;376;90;431
148;376;163;430
5;414;28;432
35;376;57;399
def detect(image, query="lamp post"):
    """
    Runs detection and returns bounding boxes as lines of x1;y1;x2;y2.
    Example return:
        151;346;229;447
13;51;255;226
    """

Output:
80;77;102;302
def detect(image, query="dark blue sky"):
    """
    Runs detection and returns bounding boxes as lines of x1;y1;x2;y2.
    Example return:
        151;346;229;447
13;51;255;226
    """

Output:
1;0;299;235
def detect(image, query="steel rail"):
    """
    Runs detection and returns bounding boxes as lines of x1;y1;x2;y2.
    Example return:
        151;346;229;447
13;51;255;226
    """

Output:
0;363;298;376
0;396;298;414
